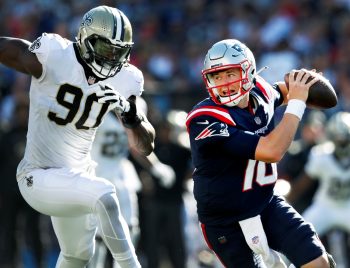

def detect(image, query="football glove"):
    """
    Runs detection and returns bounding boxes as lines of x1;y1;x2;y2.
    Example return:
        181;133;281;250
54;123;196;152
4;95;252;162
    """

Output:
94;83;143;128
150;162;176;189
95;83;130;114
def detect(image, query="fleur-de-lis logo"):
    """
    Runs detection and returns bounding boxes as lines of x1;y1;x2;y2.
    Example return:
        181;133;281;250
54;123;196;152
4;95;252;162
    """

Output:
29;37;42;51
25;175;33;187
82;13;93;26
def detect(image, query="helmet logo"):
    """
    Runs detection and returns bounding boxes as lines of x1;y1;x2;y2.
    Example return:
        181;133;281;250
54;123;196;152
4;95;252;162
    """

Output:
231;44;246;58
82;13;93;26
232;44;243;52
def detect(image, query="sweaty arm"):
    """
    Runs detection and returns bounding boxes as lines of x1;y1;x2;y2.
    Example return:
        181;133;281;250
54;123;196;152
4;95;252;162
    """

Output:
120;96;155;156
255;69;319;163
0;37;42;78
124;114;155;156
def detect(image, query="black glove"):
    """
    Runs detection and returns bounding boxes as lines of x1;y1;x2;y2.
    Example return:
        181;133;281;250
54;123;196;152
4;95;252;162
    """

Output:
121;99;143;129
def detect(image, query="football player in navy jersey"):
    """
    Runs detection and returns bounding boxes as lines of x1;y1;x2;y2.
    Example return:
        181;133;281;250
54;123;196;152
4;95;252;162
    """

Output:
186;39;335;268
0;5;155;268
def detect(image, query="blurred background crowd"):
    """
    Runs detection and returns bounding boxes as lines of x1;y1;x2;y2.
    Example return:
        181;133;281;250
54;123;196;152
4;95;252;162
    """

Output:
0;0;350;267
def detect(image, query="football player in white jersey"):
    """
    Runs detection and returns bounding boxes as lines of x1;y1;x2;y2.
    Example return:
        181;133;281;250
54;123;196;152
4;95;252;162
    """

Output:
0;5;155;268
288;111;350;266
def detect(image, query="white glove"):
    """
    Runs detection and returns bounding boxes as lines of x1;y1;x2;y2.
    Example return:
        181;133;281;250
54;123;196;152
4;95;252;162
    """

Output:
95;82;130;114
150;162;176;189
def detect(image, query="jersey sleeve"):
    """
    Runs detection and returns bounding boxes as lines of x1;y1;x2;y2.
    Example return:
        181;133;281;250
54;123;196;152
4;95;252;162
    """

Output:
28;33;70;82
186;107;260;159
255;76;283;108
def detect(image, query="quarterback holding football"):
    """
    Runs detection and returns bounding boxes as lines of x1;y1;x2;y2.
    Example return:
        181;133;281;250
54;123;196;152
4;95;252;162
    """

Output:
186;39;336;268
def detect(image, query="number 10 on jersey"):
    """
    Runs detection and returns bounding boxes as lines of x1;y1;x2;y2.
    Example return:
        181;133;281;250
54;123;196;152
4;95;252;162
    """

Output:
243;160;277;191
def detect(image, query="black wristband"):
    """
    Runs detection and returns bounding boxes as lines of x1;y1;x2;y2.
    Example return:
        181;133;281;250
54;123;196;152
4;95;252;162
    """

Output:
121;100;143;128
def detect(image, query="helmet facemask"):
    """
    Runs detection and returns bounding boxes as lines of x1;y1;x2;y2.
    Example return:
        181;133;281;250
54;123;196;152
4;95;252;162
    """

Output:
83;34;132;77
202;39;256;107
203;61;253;107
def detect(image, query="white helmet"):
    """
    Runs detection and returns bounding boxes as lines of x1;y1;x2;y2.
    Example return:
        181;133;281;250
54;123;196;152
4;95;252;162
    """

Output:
326;112;350;160
76;6;133;78
202;39;256;106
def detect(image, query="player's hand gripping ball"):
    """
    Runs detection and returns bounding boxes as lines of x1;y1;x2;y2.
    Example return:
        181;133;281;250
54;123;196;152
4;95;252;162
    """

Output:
284;71;338;109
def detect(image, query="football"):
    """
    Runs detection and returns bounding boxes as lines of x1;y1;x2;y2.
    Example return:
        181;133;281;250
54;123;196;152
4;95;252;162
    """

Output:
284;71;338;109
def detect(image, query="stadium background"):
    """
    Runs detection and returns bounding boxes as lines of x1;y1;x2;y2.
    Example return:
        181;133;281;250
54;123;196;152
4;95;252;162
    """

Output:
0;0;349;267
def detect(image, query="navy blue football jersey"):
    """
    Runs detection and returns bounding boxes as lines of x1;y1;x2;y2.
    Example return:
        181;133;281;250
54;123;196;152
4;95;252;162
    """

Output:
186;76;284;225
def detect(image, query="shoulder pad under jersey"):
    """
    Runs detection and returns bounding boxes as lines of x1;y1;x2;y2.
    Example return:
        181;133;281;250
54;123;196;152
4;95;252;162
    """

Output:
105;63;144;98
29;33;71;65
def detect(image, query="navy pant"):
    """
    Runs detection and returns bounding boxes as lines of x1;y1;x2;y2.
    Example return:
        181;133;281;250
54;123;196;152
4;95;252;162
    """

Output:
201;195;325;268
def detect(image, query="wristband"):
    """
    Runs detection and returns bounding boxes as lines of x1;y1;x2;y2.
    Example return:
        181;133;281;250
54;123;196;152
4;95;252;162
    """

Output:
284;99;306;120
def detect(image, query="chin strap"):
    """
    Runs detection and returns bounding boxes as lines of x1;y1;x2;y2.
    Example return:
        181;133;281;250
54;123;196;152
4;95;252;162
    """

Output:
256;66;269;76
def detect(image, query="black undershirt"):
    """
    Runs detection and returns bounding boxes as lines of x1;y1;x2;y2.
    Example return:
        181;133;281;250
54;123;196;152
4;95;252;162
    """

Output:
73;43;106;84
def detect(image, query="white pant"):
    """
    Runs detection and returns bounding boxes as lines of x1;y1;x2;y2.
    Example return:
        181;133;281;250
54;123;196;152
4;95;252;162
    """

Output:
18;167;115;217
18;167;140;267
239;215;287;268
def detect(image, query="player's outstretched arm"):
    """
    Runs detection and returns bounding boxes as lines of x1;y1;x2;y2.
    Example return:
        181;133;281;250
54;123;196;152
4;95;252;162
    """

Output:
0;37;42;78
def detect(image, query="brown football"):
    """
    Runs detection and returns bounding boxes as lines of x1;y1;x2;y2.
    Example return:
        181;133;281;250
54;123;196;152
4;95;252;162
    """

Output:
284;71;338;109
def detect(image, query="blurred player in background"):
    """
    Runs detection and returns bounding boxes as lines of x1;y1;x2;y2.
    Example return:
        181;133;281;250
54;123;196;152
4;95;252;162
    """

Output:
89;97;148;268
186;39;335;267
288;111;350;267
278;110;326;213
89;111;142;268
0;5;155;268
90;97;181;268
140;116;192;268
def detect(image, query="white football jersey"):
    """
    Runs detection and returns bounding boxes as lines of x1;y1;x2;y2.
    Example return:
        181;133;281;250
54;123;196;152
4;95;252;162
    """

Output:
17;33;144;179
305;142;350;205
